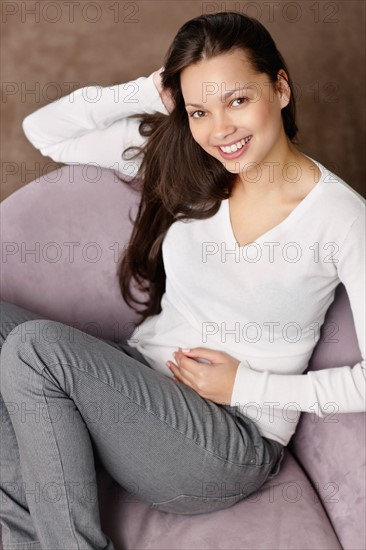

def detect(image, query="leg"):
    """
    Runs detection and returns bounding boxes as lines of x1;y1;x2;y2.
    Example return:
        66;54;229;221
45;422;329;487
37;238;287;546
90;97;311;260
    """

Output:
0;300;116;550
1;313;284;548
0;301;47;549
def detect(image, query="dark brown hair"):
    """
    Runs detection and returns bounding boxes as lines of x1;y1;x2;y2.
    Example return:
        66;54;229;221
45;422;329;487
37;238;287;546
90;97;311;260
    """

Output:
117;11;299;325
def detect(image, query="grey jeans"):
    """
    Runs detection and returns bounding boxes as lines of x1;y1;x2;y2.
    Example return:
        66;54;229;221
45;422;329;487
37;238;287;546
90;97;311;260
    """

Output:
0;300;285;550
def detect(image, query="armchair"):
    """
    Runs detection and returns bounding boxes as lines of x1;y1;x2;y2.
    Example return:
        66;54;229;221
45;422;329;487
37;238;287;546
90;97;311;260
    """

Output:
1;165;364;549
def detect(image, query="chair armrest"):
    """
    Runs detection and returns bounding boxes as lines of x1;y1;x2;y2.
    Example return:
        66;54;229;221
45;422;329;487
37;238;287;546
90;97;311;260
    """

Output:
290;283;365;550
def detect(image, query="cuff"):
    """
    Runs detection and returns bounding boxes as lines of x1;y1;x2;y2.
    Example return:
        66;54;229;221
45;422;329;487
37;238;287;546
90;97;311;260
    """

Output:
230;360;265;408
139;71;170;115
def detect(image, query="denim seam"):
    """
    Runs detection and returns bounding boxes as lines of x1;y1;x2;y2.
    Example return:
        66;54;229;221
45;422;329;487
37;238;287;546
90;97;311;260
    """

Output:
35;359;260;468
41;377;81;549
2;544;41;549
152;491;248;505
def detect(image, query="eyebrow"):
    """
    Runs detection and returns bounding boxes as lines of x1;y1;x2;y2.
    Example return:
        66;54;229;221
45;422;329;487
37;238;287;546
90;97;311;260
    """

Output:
184;86;251;108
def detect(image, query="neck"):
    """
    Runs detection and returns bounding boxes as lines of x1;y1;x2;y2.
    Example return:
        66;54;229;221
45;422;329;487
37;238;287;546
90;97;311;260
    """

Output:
234;139;303;200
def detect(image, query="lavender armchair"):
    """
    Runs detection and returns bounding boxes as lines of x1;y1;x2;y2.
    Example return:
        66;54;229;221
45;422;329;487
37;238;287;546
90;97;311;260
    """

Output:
1;165;365;550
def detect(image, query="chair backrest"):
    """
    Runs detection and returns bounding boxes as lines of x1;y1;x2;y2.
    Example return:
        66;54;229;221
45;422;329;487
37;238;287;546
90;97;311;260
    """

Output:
0;165;146;341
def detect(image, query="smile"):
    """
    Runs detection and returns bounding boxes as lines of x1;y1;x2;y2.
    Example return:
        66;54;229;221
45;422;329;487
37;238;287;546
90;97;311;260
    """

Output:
219;135;252;153
216;135;252;159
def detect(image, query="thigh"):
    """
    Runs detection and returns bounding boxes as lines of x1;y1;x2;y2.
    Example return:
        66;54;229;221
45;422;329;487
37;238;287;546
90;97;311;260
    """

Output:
98;334;153;369
1;318;275;514
0;299;146;364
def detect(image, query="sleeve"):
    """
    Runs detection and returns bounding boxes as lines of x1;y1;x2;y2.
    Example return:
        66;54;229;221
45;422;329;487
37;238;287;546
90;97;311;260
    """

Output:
22;71;169;177
230;210;366;417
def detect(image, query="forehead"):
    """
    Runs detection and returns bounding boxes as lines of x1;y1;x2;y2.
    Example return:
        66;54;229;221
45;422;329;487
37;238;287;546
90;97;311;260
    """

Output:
180;50;265;98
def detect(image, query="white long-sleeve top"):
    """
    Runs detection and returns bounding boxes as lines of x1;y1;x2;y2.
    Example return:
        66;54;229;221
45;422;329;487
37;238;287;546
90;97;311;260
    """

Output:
22;71;365;446
22;71;166;177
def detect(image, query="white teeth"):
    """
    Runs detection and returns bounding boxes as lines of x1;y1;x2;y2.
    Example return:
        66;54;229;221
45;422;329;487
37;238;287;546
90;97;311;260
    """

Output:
219;136;251;153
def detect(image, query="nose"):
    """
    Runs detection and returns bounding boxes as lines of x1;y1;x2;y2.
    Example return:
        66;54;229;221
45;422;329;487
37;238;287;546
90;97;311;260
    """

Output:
211;113;237;144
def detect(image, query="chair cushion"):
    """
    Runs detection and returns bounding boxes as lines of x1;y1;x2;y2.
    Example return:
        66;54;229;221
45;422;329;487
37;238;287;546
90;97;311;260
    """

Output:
96;451;342;550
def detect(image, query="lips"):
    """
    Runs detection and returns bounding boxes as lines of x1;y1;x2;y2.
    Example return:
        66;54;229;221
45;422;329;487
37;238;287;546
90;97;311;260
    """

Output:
219;135;252;153
216;135;252;159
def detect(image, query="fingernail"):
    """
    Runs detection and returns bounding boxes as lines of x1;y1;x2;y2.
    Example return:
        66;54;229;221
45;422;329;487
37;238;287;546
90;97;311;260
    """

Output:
181;348;190;353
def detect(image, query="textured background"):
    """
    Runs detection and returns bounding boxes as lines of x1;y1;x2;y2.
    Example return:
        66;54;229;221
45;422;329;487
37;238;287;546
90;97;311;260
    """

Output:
1;0;365;201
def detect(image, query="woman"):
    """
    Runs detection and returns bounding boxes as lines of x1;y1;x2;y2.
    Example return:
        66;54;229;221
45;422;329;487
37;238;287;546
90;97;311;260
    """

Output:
1;11;364;550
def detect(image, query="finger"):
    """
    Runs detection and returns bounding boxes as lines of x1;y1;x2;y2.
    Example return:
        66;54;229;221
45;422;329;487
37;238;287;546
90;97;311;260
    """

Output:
178;347;223;363
167;360;182;376
173;358;207;390
167;360;179;374
168;361;195;388
177;355;206;375
169;364;187;385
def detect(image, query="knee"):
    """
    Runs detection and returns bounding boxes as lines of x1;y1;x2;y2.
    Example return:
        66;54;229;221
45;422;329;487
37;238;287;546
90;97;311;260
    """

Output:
1;321;35;397
2;319;66;372
3;319;49;350
0;300;22;347
0;301;43;348
1;320;66;393
2;317;88;358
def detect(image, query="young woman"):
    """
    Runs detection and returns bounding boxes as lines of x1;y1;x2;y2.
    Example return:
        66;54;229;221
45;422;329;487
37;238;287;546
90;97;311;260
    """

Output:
1;11;364;550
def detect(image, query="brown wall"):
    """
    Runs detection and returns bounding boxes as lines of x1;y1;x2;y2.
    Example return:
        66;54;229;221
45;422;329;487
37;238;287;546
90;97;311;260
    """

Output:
1;0;365;201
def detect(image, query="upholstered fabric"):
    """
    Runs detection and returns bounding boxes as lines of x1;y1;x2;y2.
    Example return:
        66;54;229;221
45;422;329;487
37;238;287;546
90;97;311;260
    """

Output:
290;283;366;549
97;452;342;550
1;165;144;341
1;165;365;549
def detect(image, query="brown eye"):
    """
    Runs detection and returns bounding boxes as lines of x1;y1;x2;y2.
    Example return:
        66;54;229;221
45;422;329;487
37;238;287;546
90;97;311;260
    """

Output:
231;97;248;106
190;111;204;119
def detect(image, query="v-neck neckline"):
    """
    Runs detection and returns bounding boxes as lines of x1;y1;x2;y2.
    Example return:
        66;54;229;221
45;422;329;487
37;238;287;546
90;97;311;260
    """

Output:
223;155;325;249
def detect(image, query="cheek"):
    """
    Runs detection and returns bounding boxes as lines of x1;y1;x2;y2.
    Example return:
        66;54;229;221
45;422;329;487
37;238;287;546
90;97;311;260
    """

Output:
248;111;281;151
189;124;207;147
262;98;283;130
245;102;274;131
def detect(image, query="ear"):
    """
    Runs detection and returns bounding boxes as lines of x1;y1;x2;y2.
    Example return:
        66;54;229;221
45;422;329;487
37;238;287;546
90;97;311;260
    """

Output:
276;69;291;109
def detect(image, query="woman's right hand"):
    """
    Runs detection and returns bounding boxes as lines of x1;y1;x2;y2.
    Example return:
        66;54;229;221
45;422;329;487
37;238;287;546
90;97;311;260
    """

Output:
153;66;175;113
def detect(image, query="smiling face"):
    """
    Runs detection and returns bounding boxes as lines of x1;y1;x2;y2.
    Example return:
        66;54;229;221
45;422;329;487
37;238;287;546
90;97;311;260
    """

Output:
180;49;291;183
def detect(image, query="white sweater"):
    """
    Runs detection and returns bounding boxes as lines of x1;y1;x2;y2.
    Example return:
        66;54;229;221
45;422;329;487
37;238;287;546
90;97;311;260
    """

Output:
22;71;366;446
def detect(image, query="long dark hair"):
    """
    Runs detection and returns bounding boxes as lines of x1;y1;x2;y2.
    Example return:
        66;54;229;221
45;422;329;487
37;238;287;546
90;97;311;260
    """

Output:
117;11;299;325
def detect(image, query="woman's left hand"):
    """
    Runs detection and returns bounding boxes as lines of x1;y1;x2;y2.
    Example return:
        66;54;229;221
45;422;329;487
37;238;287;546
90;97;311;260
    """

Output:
152;66;175;113
167;347;240;405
